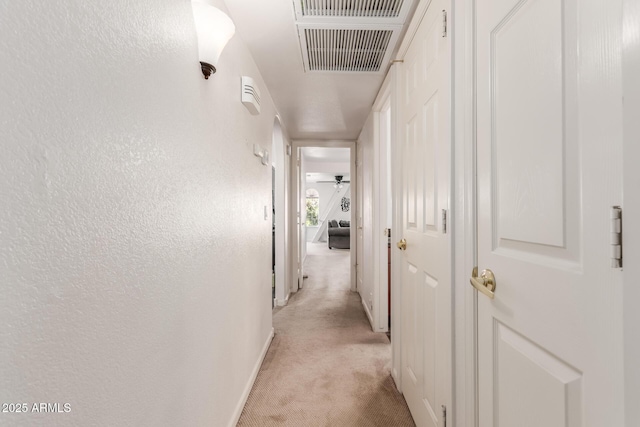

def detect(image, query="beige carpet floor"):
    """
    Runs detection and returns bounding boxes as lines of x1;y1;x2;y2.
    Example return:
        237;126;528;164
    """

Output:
237;243;415;427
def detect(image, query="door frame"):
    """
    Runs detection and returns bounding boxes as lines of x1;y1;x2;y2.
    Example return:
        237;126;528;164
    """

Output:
451;0;478;426
356;141;365;305
369;77;393;333
272;116;292;307
623;0;640;422
388;61;404;389
290;140;357;292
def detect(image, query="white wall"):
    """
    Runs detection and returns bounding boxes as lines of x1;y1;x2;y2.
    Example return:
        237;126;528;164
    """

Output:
304;161;351;174
0;1;276;426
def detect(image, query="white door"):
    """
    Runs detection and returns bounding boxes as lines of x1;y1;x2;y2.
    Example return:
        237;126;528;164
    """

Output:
476;0;624;425
356;143;364;293
398;1;451;425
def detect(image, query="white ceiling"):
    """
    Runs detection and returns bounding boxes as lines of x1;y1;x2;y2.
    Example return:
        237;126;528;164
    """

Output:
224;0;416;141
306;173;351;183
302;147;350;163
302;147;349;182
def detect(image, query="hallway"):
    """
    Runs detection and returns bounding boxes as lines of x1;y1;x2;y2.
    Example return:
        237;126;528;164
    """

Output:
238;244;414;426
1;1;636;426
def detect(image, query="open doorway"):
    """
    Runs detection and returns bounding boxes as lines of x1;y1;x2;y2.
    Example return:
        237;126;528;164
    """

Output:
303;147;351;274
376;99;392;332
272;117;291;308
292;144;356;294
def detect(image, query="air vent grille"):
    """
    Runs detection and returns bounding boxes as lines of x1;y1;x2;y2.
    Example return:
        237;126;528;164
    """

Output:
300;0;405;17
304;29;393;72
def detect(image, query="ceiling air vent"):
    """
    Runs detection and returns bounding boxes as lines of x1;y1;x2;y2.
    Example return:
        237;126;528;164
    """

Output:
293;0;413;73
302;28;393;72
298;0;405;18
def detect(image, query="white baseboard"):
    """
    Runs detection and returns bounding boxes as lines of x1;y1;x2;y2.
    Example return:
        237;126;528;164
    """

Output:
228;327;274;427
361;296;375;331
392;367;401;391
275;292;290;307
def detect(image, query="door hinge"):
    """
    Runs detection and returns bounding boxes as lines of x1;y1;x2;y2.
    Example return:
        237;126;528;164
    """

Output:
442;209;448;234
442;10;447;37
611;206;622;268
442;405;447;427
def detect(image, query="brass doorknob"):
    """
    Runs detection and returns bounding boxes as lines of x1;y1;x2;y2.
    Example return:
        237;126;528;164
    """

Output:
470;267;496;299
397;238;407;250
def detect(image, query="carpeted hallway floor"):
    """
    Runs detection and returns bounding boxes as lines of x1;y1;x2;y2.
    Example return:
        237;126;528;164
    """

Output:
237;243;415;427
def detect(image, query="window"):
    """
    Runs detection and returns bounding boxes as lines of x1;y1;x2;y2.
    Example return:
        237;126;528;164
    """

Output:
305;189;319;226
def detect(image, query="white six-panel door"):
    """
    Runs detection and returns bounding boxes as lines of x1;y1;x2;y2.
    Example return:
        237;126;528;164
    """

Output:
399;0;452;425
476;0;624;425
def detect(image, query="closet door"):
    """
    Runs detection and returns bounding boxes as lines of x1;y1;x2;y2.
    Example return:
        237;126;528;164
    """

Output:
475;0;624;425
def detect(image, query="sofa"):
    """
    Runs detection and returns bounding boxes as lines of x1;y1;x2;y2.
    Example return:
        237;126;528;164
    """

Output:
327;220;350;249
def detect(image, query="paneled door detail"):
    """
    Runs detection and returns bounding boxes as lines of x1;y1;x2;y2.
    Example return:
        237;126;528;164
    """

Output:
399;1;451;425
476;0;624;425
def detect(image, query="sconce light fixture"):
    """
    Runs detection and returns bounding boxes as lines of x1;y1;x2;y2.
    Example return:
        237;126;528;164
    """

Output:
192;0;236;79
253;144;270;166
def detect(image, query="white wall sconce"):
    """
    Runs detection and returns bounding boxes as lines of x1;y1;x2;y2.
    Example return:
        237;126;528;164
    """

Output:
192;0;236;79
253;144;270;166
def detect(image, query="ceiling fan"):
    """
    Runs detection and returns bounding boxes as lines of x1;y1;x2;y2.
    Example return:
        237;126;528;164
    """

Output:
316;175;350;188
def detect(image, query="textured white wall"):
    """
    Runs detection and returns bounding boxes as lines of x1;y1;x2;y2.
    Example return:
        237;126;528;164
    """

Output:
0;1;275;426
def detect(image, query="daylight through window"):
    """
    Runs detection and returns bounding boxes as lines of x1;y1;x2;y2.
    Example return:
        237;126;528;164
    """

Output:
306;188;319;226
